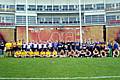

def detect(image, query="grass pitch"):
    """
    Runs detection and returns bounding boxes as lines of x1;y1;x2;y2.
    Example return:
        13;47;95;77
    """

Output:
0;57;120;80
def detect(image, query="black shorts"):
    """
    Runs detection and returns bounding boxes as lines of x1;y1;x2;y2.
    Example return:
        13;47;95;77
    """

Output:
22;48;26;51
79;54;85;57
32;48;37;52
17;47;21;50
6;49;11;52
26;49;31;51
38;48;42;52
43;48;47;51
58;48;62;52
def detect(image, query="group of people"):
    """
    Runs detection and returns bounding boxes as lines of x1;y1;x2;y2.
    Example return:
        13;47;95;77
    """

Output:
0;39;120;58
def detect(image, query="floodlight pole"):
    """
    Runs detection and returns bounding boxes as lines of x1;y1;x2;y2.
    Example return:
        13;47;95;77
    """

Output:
26;0;28;44
79;0;83;44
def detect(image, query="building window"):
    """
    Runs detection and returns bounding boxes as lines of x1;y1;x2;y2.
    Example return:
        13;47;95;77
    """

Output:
98;15;105;23
62;5;68;11
37;5;43;11
69;17;76;24
106;3;115;9
96;4;104;10
69;5;75;11
85;15;92;23
28;16;36;24
53;5;60;11
85;4;94;10
6;16;14;23
37;17;44;24
62;17;68;24
6;5;15;12
28;5;36;11
16;16;26;24
0;4;5;11
45;17;52;23
91;15;104;24
16;5;25;11
81;5;84;11
53;17;60;24
116;3;120;8
106;15;116;22
45;5;52;11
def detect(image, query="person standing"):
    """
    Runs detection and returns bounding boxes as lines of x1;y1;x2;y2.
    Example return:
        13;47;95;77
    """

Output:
0;41;5;55
107;41;113;57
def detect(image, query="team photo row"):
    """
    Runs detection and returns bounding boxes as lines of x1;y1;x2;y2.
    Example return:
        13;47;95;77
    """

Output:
0;40;120;58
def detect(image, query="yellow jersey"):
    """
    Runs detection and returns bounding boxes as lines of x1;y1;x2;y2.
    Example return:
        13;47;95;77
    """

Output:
34;51;39;55
15;51;21;55
28;51;34;55
21;51;27;56
53;51;57;55
17;41;22;47
5;42;12;49
46;51;51;56
40;51;45;55
12;42;17;48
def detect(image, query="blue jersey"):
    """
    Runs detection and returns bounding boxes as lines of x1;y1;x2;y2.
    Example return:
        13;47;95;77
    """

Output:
108;43;112;49
113;43;119;49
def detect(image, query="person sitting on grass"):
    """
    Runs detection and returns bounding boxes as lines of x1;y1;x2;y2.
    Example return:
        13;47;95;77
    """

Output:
52;49;58;58
17;40;22;51
93;48;100;57
59;49;65;57
14;50;21;58
34;49;40;57
46;49;51;58
79;49;86;57
28;49;34;58
85;49;92;57
40;49;46;57
21;50;27;58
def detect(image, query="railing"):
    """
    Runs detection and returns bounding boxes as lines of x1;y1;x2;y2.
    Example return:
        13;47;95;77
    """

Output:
0;8;15;12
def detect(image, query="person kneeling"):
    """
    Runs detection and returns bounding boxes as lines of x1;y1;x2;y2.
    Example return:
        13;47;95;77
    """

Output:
14;50;21;58
51;49;58;58
46;49;51;58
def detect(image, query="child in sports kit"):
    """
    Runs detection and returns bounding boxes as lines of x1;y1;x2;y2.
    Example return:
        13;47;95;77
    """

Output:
63;42;68;55
0;41;5;55
57;42;62;53
17;40;22;51
71;42;76;51
22;42;27;51
27;43;32;51
21;50;27;58
5;41;12;57
38;42;42;52
46;49;51;57
53;41;58;51
48;41;53;52
93;48;100;57
43;42;47;52
14;50;21;58
34;49;40;57
78;43;86;57
40;49;46;57
52;49;58;57
12;41;17;52
32;42;38;52
28;49;34;57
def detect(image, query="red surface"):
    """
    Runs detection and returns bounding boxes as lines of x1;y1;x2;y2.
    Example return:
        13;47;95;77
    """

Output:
17;27;80;42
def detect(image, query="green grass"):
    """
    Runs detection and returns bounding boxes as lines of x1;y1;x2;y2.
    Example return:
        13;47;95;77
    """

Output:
0;57;120;80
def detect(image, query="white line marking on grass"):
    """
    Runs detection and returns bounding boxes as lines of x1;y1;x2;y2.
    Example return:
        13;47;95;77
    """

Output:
0;76;120;79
